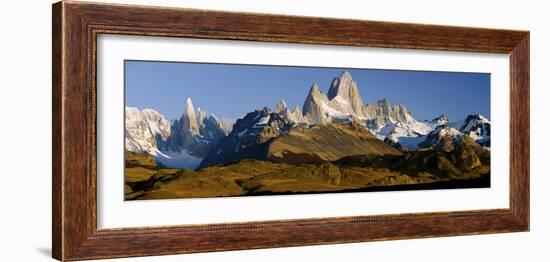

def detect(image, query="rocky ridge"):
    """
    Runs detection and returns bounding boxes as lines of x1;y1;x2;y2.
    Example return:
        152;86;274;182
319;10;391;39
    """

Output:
125;98;228;169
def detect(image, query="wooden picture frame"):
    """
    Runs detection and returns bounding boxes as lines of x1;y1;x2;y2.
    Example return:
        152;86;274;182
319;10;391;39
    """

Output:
52;1;529;261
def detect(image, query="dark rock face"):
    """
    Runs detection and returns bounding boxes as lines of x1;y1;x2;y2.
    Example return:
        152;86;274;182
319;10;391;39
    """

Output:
452;136;483;170
198;112;403;169
201;115;227;142
459;114;491;147
336;132;489;179
418;125;461;152
164;120;222;157
418;114;492;152
164;119;204;156
431;114;449;126
163;98;227;158
384;137;406;151
414;126;486;172
197;108;295;169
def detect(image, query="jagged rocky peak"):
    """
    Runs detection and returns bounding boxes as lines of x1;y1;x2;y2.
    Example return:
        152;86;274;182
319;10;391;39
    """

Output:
141;108;172;140
432;114;449;125
327;71;355;99
275;99;307;124
293;105;303;115
392;103;415;122
198;106;298;169
377;98;391;113
129;107;172;139
206;113;223;127
301;72;421;128
229;107;298;140
306;82;326;101
200;114;227;140
459;114;491;146
418;124;462;152
177;97;228;141
459;114;490;131
291;105;307;123
160;97;229;168
125;107;172;155
231;107;271;135
275;99;289;114
371;99;412;123
196;107;206;126
181;98;225;132
303;82;329;124
364;98;419;133
382;100;413;122
183;97;199;135
327;71;365;116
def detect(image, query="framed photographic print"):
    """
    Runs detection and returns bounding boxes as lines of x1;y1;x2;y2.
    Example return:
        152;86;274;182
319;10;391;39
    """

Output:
52;1;529;261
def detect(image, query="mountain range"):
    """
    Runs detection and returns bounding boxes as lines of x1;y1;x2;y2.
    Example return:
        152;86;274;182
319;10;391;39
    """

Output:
125;98;229;169
125;71;491;170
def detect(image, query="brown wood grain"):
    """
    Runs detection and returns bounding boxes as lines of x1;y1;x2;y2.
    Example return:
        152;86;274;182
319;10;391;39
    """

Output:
52;1;530;261
52;2;63;260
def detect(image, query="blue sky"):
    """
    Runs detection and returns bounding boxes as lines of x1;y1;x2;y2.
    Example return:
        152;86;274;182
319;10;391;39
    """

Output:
125;60;490;122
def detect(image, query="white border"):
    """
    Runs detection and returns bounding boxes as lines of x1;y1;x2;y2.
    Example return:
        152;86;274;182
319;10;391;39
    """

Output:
97;34;509;229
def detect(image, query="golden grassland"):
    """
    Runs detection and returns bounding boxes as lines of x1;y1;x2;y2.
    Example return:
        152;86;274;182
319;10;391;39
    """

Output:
124;146;490;200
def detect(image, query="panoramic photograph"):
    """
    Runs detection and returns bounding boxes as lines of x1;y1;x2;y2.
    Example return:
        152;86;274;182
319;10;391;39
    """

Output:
124;61;491;201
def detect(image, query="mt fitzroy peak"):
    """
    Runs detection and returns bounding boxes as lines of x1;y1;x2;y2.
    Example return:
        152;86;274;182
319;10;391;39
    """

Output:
301;71;427;135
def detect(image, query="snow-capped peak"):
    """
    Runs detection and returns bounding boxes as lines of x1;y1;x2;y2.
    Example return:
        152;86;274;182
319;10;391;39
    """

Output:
460;114;490;130
207;113;222;127
125;98;230;170
431;114;449;126
125;106;171;154
458;114;491;146
417;124;462;151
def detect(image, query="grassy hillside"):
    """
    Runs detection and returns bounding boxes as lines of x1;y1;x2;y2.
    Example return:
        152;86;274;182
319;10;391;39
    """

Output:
199;122;403;168
125;141;490;200
267;122;402;164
